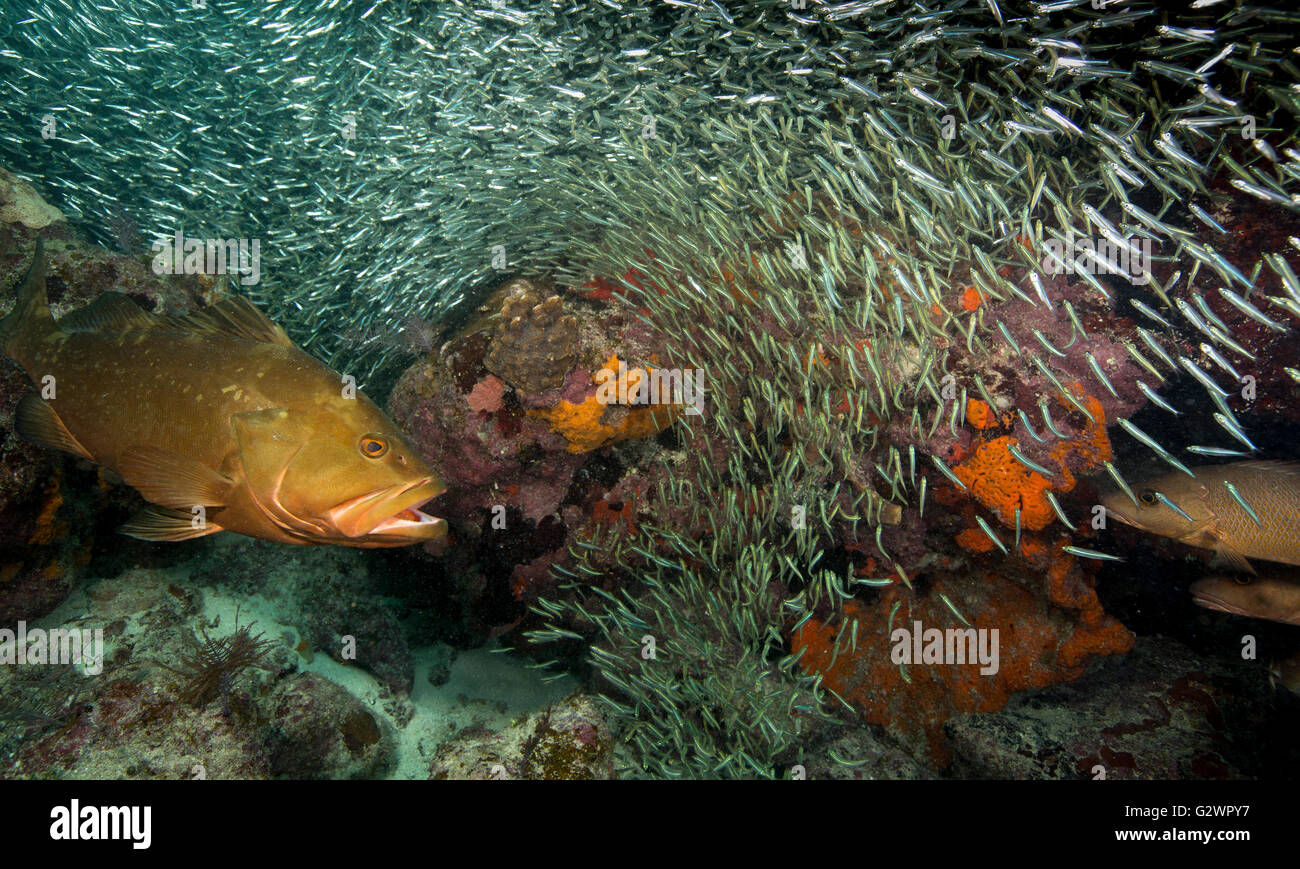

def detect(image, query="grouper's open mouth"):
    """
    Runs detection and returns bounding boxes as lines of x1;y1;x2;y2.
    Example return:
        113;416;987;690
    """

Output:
327;477;447;544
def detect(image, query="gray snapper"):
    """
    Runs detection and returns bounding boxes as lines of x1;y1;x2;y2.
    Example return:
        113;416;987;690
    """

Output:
1101;461;1300;573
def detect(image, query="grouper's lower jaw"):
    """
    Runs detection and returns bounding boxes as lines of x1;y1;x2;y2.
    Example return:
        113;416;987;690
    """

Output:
325;477;448;546
367;507;447;542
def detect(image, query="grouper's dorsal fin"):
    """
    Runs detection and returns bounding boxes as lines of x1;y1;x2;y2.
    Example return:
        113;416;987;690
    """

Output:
58;291;160;333
162;296;294;347
0;237;52;356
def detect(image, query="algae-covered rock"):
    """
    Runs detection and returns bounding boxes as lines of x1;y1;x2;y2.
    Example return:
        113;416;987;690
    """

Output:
0;170;63;229
429;693;613;780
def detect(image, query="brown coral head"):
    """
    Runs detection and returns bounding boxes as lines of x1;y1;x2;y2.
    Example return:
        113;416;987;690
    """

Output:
484;279;579;393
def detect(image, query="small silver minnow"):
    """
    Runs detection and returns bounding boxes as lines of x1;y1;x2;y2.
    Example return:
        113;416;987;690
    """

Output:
1062;299;1089;341
1205;325;1257;362
1209;391;1237;423
1186;241;1251;288
1175;298;1216;340
1033;329;1067;358
976;514;1008;555
1082;202;1125;246
1214;412;1257;451
1223;480;1263;526
1045;490;1072;528
997;319;1022;355
1187;445;1250;457
1038;397;1067;438
1138;327;1178;370
1017;409;1045;442
1217;286;1286;332
1086;352;1119;398
1123;200;1192;239
1063;545;1124;562
1104;461;1139;508
1125;342;1165;380
1194;41;1235;73
1268;253;1300;306
1192;292;1231;334
1154;490;1195;522
1130;298;1173;329
1179;356;1230;398
1118;418;1196;477
1155;132;1206;171
1041;106;1083;136
1268;295;1300;320
1231;178;1295;207
1199;343;1240;381
1137;380;1179;414
1029;271;1053;310
932;455;967;491
1008;443;1054;478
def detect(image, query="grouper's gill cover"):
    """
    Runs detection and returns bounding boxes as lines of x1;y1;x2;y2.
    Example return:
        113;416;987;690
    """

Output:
0;238;446;547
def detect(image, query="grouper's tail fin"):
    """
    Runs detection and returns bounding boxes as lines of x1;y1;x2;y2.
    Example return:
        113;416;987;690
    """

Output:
0;237;53;359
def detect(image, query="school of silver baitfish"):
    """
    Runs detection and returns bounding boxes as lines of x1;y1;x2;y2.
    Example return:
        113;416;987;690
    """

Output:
3;0;1297;393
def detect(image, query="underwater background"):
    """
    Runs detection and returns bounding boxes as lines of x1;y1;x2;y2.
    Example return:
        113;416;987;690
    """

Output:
1;0;1299;779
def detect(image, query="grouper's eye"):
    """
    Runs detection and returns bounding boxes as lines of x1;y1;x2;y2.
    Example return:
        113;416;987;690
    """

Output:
1139;489;1159;506
359;435;389;458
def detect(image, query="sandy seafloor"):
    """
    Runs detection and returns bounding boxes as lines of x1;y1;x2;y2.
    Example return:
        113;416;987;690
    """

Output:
4;531;581;780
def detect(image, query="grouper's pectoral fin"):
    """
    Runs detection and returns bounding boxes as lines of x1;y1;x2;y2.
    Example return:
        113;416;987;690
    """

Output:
118;445;233;509
14;394;94;461
119;505;223;541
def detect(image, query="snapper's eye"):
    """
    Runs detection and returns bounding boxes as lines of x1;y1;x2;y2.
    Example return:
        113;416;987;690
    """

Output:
1139;489;1159;506
359;435;388;458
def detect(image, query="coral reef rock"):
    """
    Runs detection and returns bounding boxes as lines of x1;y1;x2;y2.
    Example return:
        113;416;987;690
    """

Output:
0;170;63;229
429;693;613;780
484;279;579;393
944;637;1294;780
265;673;395;779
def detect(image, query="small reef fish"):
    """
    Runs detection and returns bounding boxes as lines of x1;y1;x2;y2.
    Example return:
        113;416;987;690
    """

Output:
0;239;446;547
1190;574;1300;627
1100;461;1300;573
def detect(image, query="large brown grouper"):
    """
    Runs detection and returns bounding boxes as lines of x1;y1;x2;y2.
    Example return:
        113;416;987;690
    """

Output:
0;238;446;547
